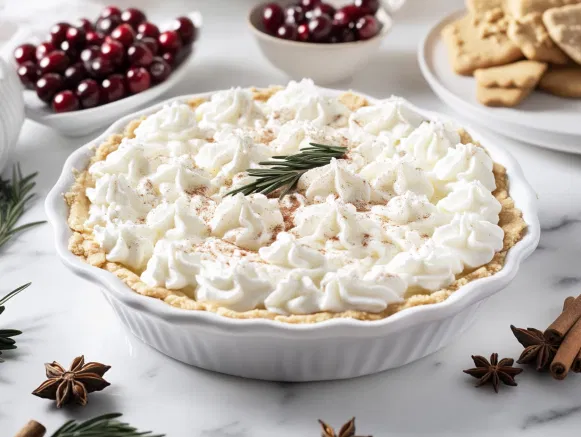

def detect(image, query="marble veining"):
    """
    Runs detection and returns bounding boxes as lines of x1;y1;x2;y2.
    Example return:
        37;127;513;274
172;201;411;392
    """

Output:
1;0;581;436
522;405;581;430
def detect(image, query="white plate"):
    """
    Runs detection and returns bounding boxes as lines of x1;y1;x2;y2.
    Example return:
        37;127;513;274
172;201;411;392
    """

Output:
418;10;581;150
431;79;581;154
10;11;202;137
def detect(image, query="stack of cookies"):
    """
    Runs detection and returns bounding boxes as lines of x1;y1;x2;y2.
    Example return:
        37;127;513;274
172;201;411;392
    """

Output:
442;0;581;107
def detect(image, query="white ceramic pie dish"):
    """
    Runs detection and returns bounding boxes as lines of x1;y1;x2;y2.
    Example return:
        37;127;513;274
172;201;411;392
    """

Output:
45;87;540;382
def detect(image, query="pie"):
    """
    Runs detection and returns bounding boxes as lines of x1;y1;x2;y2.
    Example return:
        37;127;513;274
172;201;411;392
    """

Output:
65;80;527;323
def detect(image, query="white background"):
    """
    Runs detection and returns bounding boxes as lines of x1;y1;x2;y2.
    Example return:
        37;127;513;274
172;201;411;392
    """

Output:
2;0;581;436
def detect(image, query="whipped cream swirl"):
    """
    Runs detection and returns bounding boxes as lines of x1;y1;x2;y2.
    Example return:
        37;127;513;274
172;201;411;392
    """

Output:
85;82;506;316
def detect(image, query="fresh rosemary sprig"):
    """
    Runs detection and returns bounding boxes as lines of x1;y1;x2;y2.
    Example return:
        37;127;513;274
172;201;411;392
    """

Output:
0;282;30;363
226;142;347;198
0;164;45;250
51;413;165;437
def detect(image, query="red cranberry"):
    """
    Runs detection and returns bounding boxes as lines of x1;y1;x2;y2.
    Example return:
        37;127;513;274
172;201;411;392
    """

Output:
86;31;105;46
161;51;175;66
308;15;333;42
100;5;122;19
171;17;197;44
337;26;358;42
285;5;306;24
96;16;121;35
39;51;69;74
14;44;36;65
101;74;126;102
76;18;94;33
355;0;380;15
110;24;135;47
66;27;86;48
121;8;146;30
50;22;71;45
76;79;101;108
334;5;364;27
88;57;115;78
17;62;39;89
100;40;125;65
301;0;321;9
148;57;171;83
59;41;80;62
355;15;380;40
36;42;55;61
262;3;285;34
297;23;310;41
127;42;153;67
64;62;87;88
80;46;100;64
52;90;79;112
35;73;64;103
277;24;298;40
311;3;336;18
126;66;151;94
158;31;182;55
138;36;159;55
136;22;159;39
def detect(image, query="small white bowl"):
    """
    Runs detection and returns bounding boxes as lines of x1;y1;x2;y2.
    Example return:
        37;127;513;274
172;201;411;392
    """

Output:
23;57;192;137
248;1;392;84
13;12;201;137
0;58;25;172
46;87;540;382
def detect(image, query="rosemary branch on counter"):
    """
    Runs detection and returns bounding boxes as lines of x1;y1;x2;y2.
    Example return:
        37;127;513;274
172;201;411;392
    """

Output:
0;164;45;250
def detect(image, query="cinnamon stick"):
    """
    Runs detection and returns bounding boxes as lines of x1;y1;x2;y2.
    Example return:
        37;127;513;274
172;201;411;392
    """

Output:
563;296;575;311
572;349;581;373
551;316;581;380
567;295;581;372
545;294;581;343
14;421;46;437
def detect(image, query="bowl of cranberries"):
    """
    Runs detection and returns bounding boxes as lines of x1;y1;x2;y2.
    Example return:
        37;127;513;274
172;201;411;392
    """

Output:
12;6;201;137
249;0;398;84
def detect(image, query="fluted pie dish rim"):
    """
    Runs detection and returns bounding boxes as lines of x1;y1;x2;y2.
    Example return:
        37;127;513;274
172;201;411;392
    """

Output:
45;86;540;336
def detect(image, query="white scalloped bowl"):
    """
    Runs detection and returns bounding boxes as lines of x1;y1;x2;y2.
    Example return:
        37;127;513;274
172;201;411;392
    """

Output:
45;87;540;381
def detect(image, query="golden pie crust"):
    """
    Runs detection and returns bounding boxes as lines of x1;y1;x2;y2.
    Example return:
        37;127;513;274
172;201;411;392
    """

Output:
65;87;527;324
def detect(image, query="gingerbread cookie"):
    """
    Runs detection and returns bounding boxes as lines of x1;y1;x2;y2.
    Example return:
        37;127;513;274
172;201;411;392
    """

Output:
476;85;534;106
539;67;581;97
506;0;581;17
507;13;569;64
475;60;548;88
466;0;505;13
442;12;523;75
543;4;581;64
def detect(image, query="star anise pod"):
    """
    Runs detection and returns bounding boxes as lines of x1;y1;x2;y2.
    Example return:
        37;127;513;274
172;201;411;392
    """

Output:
510;325;561;371
32;355;111;408
463;353;523;393
318;418;371;437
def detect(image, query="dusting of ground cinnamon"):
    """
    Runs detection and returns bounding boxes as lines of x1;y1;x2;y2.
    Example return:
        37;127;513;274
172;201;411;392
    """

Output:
279;194;302;231
64;86;528;324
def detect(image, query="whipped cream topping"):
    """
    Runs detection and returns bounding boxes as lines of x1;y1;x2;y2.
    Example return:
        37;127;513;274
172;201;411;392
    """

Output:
85;81;504;316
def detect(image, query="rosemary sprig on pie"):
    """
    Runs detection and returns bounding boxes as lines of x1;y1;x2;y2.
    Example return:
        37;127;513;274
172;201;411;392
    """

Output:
0;282;30;363
0;164;45;250
226;142;347;198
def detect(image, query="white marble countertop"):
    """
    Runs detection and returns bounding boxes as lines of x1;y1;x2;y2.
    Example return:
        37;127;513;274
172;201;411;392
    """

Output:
2;0;581;435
